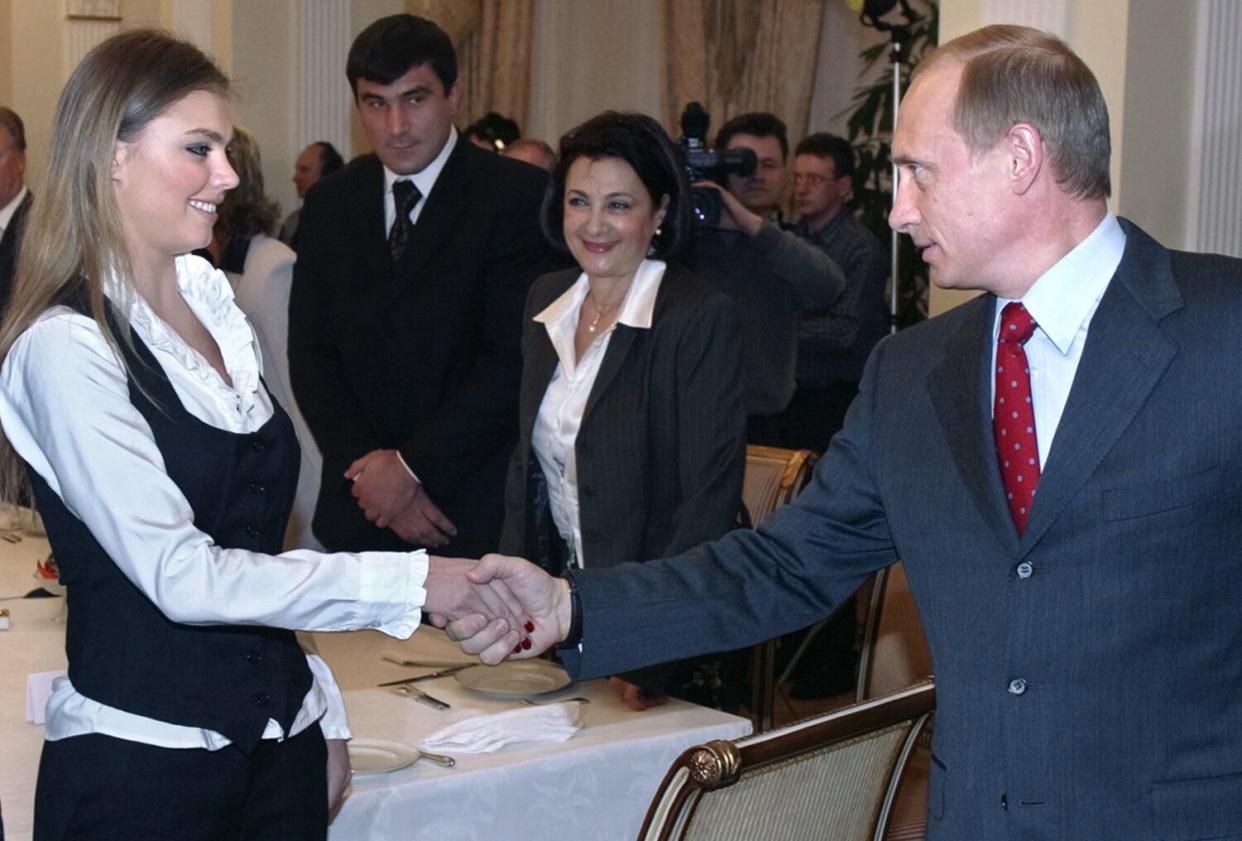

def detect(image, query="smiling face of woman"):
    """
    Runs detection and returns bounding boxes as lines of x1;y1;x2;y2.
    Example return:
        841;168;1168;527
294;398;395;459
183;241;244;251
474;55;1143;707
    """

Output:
111;89;239;277
562;156;667;286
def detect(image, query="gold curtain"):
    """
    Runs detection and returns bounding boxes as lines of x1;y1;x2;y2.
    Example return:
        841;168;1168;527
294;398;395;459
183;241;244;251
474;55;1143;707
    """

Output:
407;0;535;134
663;0;826;145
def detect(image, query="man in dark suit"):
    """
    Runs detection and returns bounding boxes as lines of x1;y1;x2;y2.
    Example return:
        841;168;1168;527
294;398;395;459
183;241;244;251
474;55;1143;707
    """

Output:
0;106;30;310
449;24;1242;839
289;14;551;558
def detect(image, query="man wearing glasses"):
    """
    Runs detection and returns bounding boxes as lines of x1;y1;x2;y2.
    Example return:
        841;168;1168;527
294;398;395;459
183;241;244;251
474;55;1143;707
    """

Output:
781;132;889;453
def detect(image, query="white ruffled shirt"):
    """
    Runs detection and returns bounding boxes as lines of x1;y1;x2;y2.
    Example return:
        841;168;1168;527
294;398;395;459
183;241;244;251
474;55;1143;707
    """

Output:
0;254;427;749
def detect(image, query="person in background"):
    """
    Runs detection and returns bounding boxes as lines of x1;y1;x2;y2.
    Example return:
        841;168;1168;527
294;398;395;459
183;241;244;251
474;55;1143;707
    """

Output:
206;126;323;551
781;132;888;454
289;14;553;558
0;29;520;839
0;106;31;312
278;140;343;248
464;111;520;153
499;111;745;710
450;23;1242;841
504;137;557;173
688;112;845;444
767;137;889;701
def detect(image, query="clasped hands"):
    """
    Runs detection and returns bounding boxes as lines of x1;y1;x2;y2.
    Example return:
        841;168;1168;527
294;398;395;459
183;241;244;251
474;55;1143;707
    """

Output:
347;449;457;547
426;554;573;665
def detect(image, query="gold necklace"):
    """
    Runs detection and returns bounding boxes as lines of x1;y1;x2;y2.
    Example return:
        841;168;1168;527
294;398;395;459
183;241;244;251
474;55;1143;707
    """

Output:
585;290;625;334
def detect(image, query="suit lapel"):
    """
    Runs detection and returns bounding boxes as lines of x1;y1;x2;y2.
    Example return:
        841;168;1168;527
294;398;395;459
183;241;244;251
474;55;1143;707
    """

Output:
928;295;1022;554
1020;221;1181;549
398;140;473;283
583;326;637;422
354;160;391;287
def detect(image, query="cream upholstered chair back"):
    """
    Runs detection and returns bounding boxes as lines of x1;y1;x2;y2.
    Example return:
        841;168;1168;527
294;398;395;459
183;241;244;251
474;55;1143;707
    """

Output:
857;563;932;701
741;446;818;528
638;681;935;841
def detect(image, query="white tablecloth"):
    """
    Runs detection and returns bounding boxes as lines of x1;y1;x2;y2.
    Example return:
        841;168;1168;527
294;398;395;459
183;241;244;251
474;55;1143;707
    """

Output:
316;629;752;841
1;544;751;841
0;532;61;841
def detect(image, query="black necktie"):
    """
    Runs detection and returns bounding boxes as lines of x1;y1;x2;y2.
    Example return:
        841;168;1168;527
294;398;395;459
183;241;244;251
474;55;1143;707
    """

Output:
388;180;421;265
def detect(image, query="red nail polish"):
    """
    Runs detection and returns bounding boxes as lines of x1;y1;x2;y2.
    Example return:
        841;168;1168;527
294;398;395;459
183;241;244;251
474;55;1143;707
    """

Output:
524;621;535;633
521;638;532;650
513;644;522;654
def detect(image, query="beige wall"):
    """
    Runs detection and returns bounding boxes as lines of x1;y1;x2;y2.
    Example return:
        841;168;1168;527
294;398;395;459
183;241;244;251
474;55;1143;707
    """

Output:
231;0;296;220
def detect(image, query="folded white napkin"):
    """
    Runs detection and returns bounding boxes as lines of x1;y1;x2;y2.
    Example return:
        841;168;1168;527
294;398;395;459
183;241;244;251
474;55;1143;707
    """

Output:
418;701;582;754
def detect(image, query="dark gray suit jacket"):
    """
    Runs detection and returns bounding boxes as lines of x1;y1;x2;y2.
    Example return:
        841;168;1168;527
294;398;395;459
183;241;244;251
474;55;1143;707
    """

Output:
563;220;1242;840
500;263;745;570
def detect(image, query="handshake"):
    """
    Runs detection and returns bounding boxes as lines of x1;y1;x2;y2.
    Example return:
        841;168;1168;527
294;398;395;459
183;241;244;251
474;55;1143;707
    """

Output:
424;554;573;664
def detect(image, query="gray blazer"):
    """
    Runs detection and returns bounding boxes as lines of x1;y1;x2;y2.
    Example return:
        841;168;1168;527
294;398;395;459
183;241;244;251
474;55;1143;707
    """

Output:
500;263;746;571
562;220;1242;840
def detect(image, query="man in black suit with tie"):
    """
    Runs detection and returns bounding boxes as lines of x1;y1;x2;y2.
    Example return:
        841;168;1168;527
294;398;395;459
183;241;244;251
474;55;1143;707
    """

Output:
0;106;31;311
450;24;1242;840
289;14;551;557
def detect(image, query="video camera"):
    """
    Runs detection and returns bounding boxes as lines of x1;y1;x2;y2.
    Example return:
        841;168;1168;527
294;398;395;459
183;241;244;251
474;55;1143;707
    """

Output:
679;102;756;228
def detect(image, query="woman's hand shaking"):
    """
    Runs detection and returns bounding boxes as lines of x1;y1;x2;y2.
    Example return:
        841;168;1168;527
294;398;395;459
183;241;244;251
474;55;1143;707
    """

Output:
434;554;571;664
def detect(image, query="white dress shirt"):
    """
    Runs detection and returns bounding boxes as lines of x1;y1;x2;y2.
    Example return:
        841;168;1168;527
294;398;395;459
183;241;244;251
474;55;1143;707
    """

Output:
383;127;457;234
531;259;665;566
990;214;1127;469
0;185;27;239
0;254;427;749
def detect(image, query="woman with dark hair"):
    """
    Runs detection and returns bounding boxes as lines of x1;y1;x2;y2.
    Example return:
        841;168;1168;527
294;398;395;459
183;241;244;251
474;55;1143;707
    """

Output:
0;29;518;839
499;111;746;709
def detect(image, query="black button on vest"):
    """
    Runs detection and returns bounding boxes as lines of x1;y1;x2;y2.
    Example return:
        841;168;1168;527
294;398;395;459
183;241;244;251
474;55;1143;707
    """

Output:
29;311;310;754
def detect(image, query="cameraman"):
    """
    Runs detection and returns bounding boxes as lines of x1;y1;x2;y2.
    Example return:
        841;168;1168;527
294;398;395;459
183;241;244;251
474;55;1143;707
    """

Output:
688;113;844;444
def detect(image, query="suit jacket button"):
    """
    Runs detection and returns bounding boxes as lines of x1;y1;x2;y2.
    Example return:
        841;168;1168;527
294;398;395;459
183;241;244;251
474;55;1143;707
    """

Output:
245;525;261;538
253;693;270;707
250;438;265;452
584;528;600;543
1008;678;1027;695
1016;561;1033;579
580;486;594;500
246;651;263;665
249;482;266;495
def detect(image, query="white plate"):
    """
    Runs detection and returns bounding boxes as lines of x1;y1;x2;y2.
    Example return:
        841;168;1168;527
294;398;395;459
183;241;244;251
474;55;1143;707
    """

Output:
454;660;571;698
348;738;420;775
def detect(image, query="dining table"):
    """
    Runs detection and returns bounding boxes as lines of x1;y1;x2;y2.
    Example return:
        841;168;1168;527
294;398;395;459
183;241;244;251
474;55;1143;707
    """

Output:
0;531;752;841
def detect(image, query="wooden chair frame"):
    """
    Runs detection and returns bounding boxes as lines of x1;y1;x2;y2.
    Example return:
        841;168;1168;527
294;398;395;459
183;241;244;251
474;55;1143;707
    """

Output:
741;445;818;731
638;681;936;841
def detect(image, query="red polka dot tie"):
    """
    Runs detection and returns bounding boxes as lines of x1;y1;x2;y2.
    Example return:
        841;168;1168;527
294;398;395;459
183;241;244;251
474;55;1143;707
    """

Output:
994;302;1040;534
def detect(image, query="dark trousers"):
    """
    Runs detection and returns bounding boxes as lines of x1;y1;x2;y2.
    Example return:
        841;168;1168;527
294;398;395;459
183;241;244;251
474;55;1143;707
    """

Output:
33;723;327;841
769;380;861;454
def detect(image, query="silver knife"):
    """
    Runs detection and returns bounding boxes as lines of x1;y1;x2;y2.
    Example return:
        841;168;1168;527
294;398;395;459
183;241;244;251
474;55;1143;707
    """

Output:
394;684;451;710
377;664;471;687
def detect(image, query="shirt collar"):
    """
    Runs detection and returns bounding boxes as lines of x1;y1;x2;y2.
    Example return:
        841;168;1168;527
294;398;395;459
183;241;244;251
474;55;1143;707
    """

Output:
0;186;27;232
534;259;667;331
384;126;457;200
997;214;1126;355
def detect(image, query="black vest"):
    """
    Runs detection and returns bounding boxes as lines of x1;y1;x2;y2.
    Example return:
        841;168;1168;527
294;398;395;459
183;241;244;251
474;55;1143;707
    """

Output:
28;313;311;753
